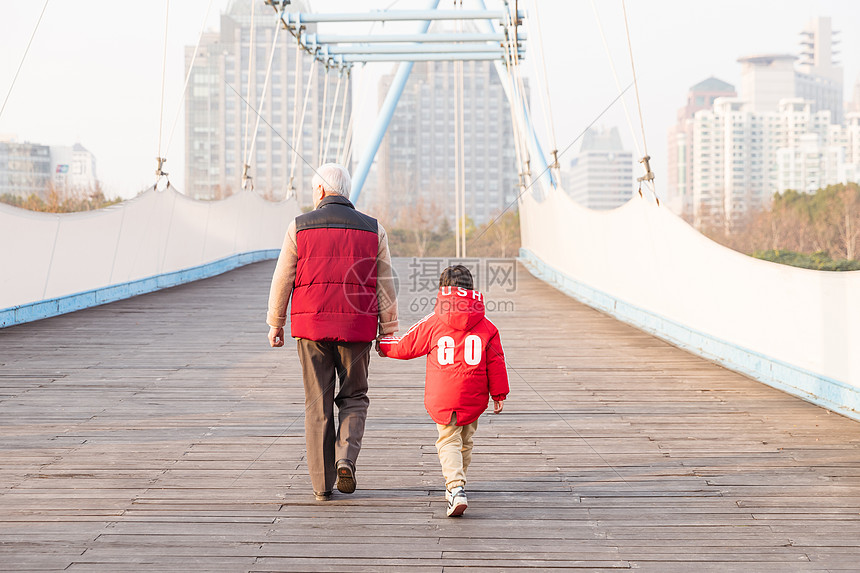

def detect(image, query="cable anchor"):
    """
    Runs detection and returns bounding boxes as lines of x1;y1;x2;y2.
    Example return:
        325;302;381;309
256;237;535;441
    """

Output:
636;155;658;205
285;176;295;200
154;157;169;191
242;163;254;191
155;157;168;178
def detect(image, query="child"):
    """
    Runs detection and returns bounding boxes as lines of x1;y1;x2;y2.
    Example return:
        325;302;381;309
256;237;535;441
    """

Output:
377;265;509;517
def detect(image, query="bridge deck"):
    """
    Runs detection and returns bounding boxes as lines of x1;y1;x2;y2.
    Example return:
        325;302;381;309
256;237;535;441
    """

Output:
1;259;859;572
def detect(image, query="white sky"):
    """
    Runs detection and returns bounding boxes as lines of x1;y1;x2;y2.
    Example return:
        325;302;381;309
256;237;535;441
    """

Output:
1;0;858;200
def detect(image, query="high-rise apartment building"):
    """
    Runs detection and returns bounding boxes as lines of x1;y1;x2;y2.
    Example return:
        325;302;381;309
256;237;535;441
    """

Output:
738;17;842;123
796;17;843;124
563;127;633;210
666;77;737;219
668;16;854;228
691;98;854;228
185;0;349;205
374;59;521;225
737;54;798;113
849;75;860;113
846;113;860;165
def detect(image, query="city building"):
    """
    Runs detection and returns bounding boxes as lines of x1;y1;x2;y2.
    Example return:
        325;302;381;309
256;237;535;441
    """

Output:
737;54;798;114
668;16;855;229
0;139;98;199
666;77;737;219
691;98;853;229
796;16;843;124
374;58;521;225
184;0;348;205
562;127;633;210
846;113;860;166
775;133;842;194
50;144;98;195
849;74;860;113
0;139;51;198
738;17;842;123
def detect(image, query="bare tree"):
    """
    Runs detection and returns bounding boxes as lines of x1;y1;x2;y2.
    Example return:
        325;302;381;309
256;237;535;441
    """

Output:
397;197;442;258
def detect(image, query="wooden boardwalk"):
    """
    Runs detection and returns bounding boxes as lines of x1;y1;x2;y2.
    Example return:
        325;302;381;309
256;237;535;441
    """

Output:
1;258;859;572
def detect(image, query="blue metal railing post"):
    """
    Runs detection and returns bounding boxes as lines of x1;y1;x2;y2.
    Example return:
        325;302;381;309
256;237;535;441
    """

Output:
350;0;441;204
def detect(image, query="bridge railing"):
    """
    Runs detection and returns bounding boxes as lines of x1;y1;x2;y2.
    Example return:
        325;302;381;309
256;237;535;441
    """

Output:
0;187;298;327
519;185;860;421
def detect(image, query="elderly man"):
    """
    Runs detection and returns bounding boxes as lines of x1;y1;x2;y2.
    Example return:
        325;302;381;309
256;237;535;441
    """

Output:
267;163;398;501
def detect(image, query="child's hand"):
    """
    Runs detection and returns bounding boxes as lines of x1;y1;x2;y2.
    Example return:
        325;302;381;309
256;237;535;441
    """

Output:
493;400;504;414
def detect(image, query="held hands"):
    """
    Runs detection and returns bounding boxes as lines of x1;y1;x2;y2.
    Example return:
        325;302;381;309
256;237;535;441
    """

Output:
375;336;387;357
493;400;504;414
268;326;285;347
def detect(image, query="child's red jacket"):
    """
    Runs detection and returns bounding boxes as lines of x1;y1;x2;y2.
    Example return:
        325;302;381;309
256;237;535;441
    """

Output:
379;287;509;426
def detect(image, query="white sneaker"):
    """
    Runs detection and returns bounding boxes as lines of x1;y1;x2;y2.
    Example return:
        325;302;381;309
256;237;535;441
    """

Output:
446;486;468;517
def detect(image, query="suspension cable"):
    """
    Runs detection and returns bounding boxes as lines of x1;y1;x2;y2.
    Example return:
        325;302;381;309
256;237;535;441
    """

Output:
244;18;282;191
452;1;462;257
287;35;302;195
509;10;535;176
508;9;532;169
288;57;318;188
0;0;50;124
341;63;373;166
622;0;648;158
529;0;558;168
318;66;330;163
589;0;656;200
321;68;343;165
501;36;525;191
340;110;355;166
500;11;528;190
155;0;171;184
164;0;215;160
334;69;350;165
241;0;257;184
621;0;656;198
454;60;462;257
338;16;386;167
588;0;639;153
458;13;466;257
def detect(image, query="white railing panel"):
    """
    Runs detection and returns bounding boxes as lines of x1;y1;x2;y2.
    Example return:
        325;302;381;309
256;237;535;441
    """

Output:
520;186;860;397
0;205;60;307
0;187;299;318
43;207;125;301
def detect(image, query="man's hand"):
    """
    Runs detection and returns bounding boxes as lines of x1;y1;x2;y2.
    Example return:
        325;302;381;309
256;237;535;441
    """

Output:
375;337;386;357
268;326;285;347
493;400;504;414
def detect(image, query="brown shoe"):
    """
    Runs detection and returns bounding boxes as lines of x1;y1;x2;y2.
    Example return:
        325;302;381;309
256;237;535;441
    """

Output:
335;459;356;494
314;490;332;501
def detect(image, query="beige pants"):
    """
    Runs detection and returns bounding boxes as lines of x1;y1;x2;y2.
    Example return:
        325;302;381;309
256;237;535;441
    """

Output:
435;412;479;490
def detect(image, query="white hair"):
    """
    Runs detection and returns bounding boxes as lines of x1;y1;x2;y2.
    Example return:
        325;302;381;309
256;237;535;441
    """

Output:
312;163;352;197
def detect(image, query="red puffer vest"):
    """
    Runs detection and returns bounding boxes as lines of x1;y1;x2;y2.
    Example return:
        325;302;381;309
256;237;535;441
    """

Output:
378;287;509;425
290;195;379;342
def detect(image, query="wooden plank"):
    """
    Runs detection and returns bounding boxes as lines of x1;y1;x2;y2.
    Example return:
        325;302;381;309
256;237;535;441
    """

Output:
1;259;860;570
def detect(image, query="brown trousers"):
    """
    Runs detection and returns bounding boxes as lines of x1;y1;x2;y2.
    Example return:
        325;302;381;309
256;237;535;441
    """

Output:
296;339;371;493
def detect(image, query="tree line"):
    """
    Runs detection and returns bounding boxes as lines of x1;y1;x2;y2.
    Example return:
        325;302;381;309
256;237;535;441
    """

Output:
372;198;521;259
703;183;860;271
0;183;119;213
